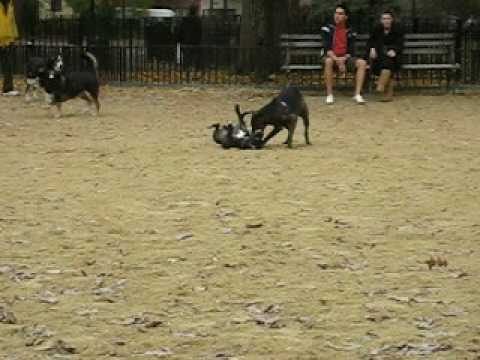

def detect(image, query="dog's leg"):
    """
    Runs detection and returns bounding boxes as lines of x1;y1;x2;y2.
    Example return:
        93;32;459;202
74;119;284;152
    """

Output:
262;126;282;146
32;82;40;101
286;115;298;149
85;90;100;117
53;103;62;119
91;96;100;117
42;92;52;109
25;84;32;102
301;109;311;145
79;92;93;115
46;93;54;104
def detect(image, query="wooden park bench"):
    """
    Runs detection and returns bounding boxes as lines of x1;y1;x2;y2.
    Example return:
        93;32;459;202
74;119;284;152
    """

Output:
280;32;460;88
280;33;368;71
401;33;461;87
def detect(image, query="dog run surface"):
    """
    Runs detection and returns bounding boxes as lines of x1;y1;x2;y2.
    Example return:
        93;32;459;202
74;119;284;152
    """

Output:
1;86;480;360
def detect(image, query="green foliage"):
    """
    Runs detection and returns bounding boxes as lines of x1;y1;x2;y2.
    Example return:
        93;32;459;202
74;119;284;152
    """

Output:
310;0;401;16
419;0;480;17
310;0;480;18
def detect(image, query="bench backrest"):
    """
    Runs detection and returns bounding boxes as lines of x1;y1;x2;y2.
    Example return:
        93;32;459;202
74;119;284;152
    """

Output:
402;33;457;65
280;33;368;55
280;32;458;69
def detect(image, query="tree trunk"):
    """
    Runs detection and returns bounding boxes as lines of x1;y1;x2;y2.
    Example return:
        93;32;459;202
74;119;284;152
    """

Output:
239;0;290;79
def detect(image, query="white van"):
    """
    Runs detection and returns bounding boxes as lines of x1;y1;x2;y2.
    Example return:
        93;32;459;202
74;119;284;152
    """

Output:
114;7;176;19
146;9;176;19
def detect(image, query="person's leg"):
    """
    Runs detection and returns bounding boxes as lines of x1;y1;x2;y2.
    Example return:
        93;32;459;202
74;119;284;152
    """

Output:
379;58;397;101
1;45;15;93
354;58;367;96
0;47;8;92
376;69;392;92
382;77;395;102
324;57;335;96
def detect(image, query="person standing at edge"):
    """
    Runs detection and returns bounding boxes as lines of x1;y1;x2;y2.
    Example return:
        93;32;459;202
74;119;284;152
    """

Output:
367;10;404;102
177;4;203;70
0;0;19;96
321;3;368;105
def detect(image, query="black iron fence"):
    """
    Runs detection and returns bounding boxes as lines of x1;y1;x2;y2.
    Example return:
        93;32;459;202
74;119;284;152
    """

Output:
9;15;480;88
463;30;480;83
21;14;461;47
21;15;241;47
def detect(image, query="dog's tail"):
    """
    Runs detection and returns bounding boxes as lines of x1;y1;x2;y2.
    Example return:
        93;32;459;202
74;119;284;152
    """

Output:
83;51;98;78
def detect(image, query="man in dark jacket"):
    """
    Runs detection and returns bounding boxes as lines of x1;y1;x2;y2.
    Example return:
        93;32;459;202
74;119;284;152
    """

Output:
321;3;368;104
367;10;404;101
177;5;202;69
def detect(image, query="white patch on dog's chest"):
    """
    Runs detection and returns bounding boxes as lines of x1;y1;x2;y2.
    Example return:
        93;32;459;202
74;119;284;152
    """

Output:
46;93;54;104
26;78;39;85
233;129;248;139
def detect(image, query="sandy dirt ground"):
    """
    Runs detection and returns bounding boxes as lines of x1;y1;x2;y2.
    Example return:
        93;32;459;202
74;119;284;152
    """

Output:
1;85;480;360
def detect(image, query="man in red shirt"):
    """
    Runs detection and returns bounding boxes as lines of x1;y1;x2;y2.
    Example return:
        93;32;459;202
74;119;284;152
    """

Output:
321;4;368;104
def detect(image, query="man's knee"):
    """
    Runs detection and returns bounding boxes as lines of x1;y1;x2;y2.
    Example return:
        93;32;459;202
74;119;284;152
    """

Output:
324;57;334;69
356;58;367;69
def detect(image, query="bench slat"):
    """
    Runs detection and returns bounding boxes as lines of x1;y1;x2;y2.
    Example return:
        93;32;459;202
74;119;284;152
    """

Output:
282;64;323;70
281;33;455;40
283;43;453;50
283;64;461;71
404;33;456;40
404;40;455;47
403;48;449;55
281;41;323;48
403;63;460;70
280;34;322;40
286;49;323;56
282;44;367;50
356;34;370;40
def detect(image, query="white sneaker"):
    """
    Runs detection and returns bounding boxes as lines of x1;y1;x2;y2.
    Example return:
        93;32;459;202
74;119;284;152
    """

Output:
353;94;366;104
3;90;19;96
325;94;335;105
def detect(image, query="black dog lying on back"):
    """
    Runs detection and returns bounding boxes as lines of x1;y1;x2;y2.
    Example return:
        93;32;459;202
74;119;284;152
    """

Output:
209;105;262;149
40;51;100;118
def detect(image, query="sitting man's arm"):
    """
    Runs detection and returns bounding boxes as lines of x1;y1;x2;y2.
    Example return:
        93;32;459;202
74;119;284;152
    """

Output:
387;27;405;58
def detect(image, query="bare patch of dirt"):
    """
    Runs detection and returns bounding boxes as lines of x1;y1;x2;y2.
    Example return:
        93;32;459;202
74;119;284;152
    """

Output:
1;86;480;359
